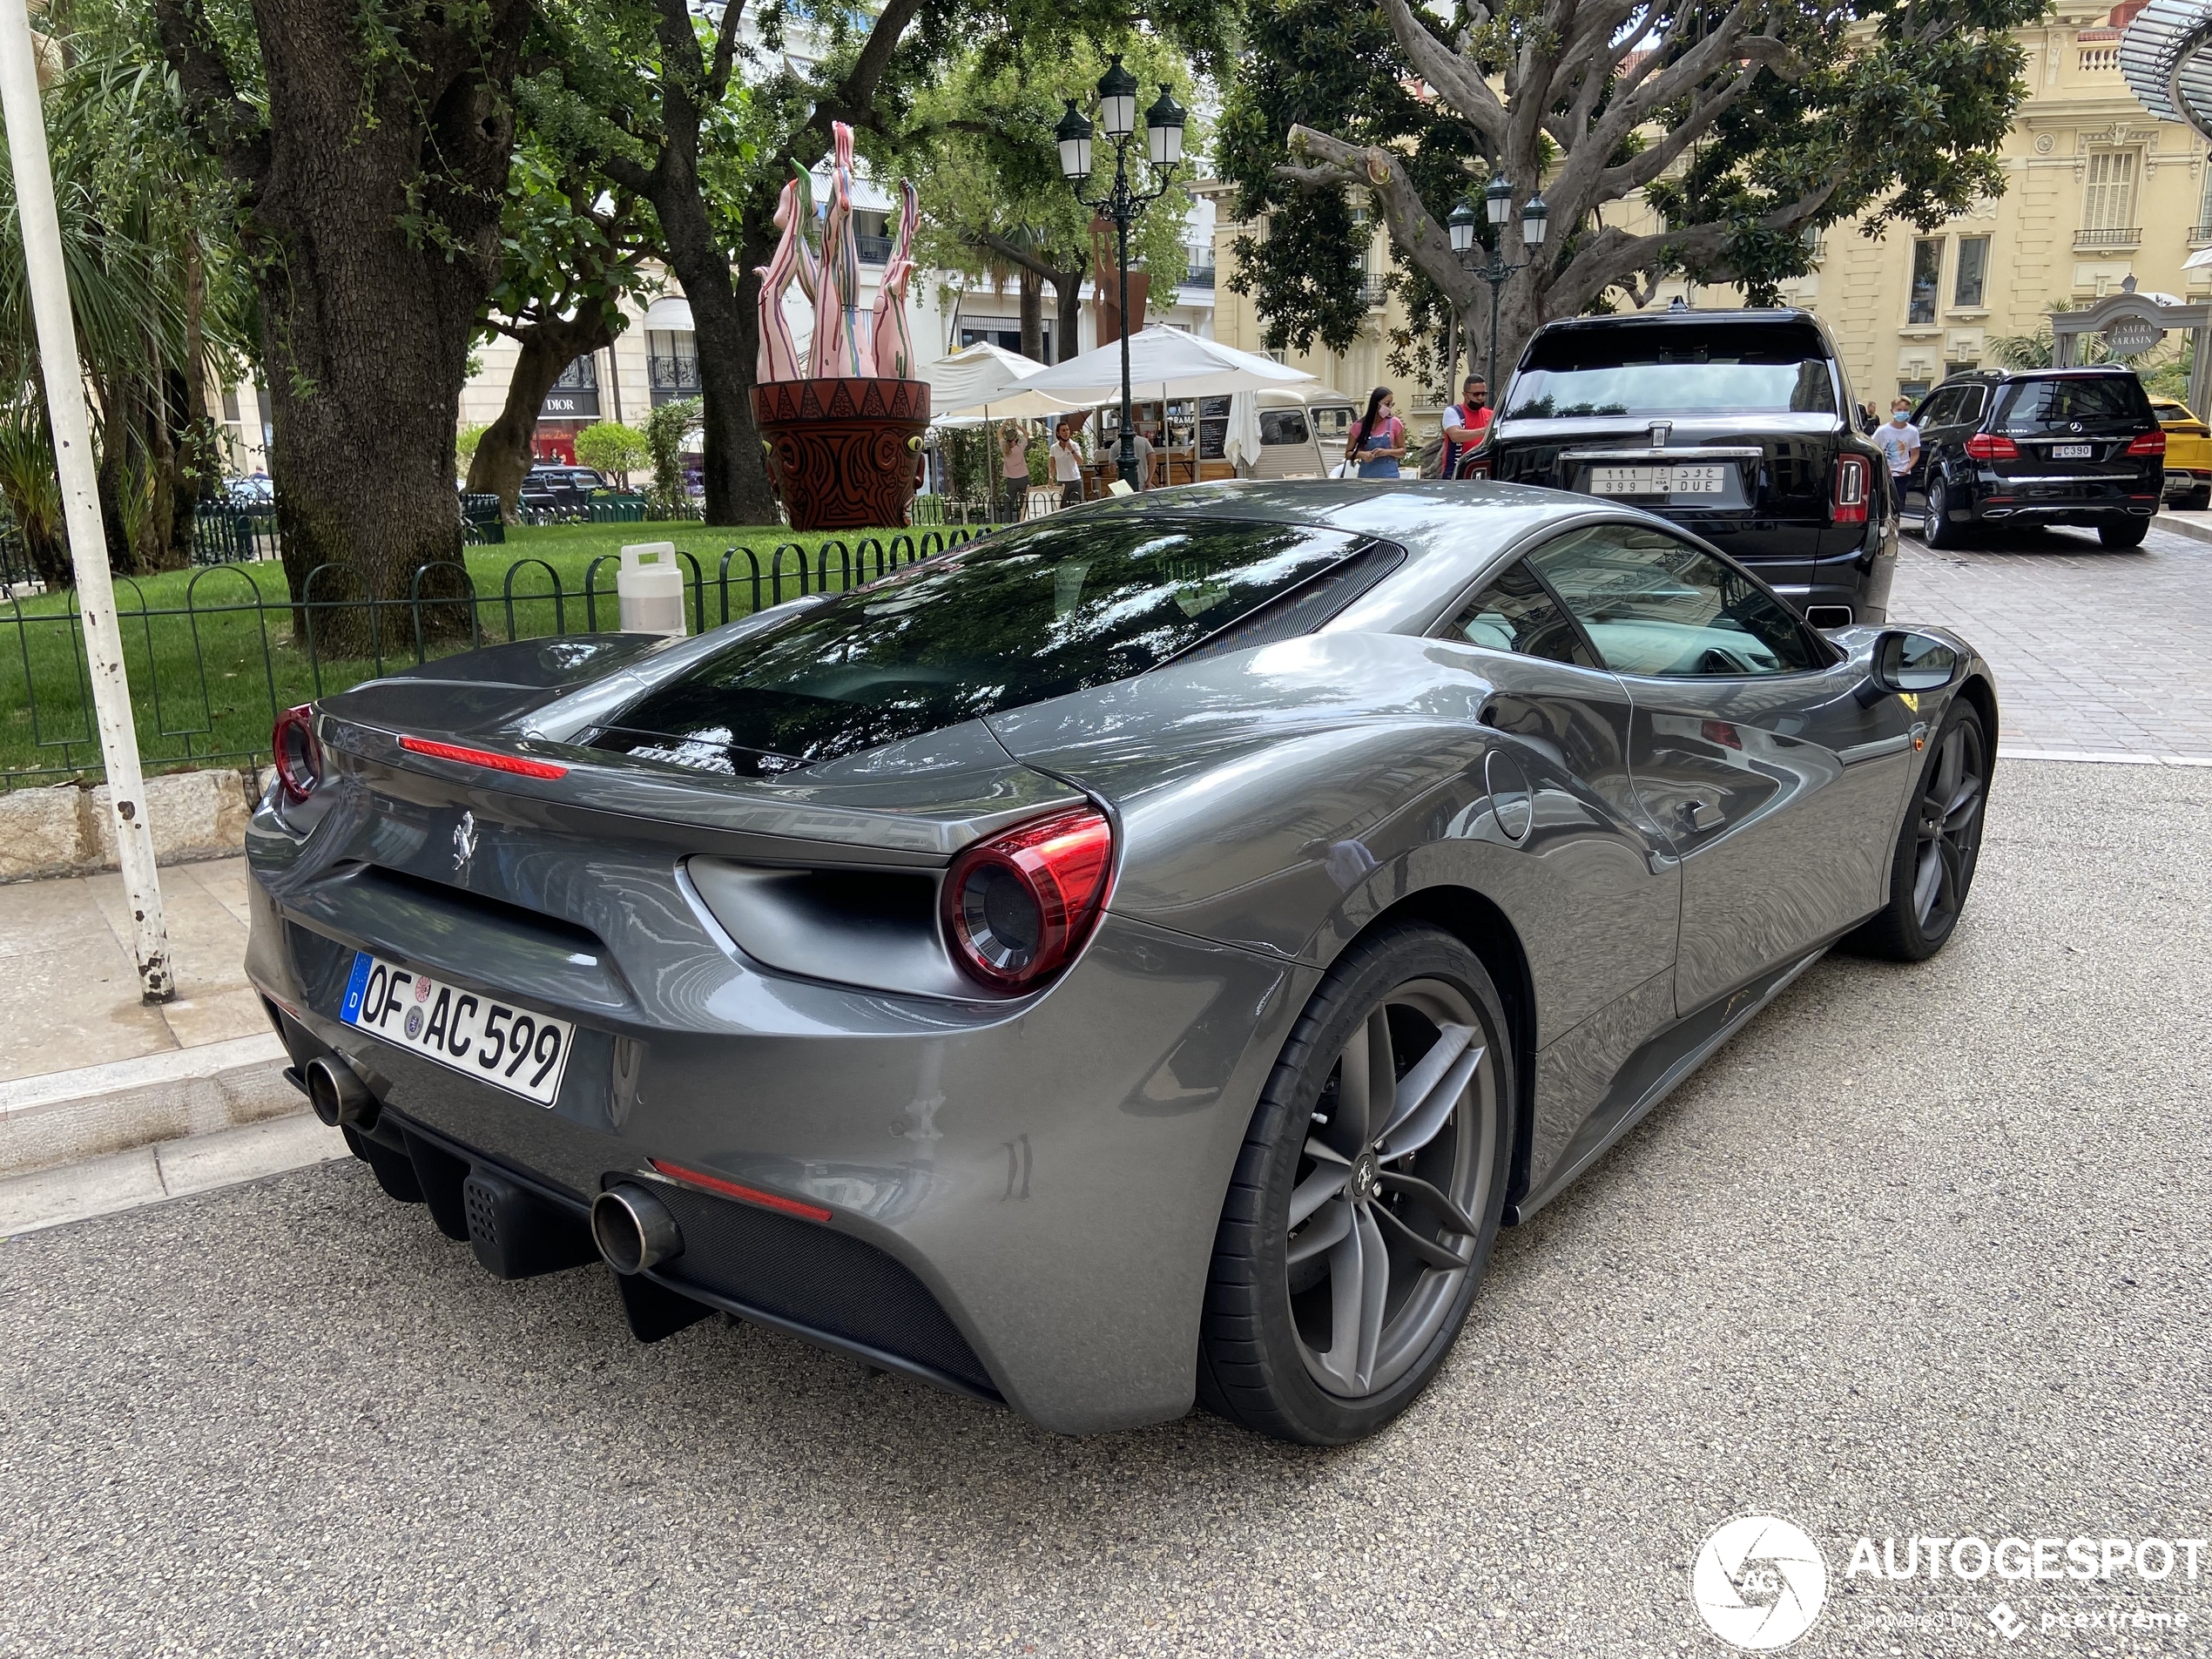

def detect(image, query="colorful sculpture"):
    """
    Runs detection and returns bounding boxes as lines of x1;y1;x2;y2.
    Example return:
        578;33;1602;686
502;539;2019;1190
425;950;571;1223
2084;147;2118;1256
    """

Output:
809;124;869;380
870;179;921;381
752;122;930;530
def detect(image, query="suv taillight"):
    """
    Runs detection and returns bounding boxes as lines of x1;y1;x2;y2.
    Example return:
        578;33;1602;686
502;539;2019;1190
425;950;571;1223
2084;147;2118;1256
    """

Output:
1831;455;1869;525
272;705;321;801
1455;445;1490;481
1965;433;2019;461
942;807;1114;990
2127;430;2168;456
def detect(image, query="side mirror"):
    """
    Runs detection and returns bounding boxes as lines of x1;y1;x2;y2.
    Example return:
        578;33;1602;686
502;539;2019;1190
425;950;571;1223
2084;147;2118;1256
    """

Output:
1871;630;1961;694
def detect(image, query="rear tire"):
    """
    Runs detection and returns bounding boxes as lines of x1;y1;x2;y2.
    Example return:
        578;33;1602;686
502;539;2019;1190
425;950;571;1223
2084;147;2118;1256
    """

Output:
1921;478;1963;550
2183;486;2211;512
1197;924;1513;1445
1844;699;1988;962
2099;517;2149;548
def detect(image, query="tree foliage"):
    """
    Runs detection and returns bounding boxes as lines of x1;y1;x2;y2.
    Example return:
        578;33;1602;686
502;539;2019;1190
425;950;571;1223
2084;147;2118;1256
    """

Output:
574;418;649;481
1222;0;2043;377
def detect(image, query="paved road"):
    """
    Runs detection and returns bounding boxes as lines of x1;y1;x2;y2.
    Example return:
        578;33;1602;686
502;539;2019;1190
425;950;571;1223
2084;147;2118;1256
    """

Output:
1891;520;2212;760
3;757;2208;1657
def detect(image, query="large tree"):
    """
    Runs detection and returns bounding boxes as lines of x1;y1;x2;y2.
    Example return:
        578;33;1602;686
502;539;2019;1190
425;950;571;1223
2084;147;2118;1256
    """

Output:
1222;0;2044;381
530;0;1236;527
153;0;530;633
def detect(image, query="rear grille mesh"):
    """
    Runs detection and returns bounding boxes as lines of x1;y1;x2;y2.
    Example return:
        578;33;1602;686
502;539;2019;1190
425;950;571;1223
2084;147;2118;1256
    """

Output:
651;1182;995;1395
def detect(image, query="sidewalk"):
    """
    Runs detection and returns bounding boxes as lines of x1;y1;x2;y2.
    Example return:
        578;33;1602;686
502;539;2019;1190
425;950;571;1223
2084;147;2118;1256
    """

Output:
0;856;344;1233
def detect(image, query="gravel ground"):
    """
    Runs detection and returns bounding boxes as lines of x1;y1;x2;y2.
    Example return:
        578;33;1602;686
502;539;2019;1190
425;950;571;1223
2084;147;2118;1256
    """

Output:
3;758;2208;1658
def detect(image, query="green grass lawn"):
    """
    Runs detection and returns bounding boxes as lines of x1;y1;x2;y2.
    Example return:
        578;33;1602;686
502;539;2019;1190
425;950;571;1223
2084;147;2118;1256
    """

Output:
0;519;976;786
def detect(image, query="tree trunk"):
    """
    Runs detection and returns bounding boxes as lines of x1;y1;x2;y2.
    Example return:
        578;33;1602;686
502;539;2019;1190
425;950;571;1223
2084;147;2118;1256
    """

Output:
1019;268;1043;362
156;0;529;653
643;168;779;528
468;314;617;520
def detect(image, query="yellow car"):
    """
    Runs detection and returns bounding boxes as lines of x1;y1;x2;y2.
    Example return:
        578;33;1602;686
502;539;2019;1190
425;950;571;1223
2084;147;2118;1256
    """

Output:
2150;397;2212;510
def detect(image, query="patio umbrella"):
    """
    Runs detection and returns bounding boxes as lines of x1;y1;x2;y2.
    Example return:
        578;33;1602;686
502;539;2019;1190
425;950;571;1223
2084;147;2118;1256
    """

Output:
1012;325;1316;401
1223;391;1265;475
927;342;1082;422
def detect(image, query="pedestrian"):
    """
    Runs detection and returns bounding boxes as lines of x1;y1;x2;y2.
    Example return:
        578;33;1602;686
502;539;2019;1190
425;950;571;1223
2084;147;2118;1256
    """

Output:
1346;388;1407;479
1052;421;1086;509
1873;395;1920;509
1126;421;1156;489
998;422;1030;522
1440;375;1492;479
1858;401;1880;435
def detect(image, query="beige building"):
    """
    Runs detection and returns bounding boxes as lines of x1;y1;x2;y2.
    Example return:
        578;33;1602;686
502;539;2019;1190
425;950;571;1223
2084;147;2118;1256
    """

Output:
1208;3;2212;424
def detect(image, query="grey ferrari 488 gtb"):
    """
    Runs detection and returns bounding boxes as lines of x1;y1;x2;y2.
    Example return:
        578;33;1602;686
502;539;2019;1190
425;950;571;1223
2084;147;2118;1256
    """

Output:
248;481;1994;1444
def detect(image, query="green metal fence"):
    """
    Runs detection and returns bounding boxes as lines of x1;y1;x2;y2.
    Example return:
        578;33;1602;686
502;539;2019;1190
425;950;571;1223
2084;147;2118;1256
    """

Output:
0;528;995;791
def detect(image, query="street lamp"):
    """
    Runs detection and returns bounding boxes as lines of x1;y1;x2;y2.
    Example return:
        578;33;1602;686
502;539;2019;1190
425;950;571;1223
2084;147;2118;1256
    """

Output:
1060;56;1186;489
1453;170;1548;401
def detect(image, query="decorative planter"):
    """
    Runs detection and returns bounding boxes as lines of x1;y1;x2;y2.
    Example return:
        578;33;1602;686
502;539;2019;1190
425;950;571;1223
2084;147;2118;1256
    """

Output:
752;377;931;532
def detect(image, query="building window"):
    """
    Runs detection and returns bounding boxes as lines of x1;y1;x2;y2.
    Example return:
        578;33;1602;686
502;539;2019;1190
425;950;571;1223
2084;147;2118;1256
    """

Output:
1908;239;1942;325
2079;149;2140;245
2195;171;2212;242
647;329;699;406
1952;237;1989;308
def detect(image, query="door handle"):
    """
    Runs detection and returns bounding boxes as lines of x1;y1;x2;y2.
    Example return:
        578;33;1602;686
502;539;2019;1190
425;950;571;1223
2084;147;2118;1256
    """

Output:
1682;799;1724;833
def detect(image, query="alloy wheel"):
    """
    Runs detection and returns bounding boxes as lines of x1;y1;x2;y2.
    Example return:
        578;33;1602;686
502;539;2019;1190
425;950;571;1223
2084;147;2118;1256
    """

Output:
1922;484;1943;543
1285;981;1499;1398
1912;717;1986;932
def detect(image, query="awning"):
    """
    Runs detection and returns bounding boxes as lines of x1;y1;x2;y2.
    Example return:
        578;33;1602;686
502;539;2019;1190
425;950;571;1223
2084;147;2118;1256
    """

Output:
640;295;694;332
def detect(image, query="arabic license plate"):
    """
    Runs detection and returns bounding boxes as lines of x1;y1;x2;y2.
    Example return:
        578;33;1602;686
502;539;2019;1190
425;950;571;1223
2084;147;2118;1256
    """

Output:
341;951;575;1106
1588;464;1726;496
2052;443;2093;459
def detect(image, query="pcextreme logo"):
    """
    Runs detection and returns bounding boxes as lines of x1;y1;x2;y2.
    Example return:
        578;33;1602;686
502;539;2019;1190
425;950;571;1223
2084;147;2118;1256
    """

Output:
1692;1515;1830;1651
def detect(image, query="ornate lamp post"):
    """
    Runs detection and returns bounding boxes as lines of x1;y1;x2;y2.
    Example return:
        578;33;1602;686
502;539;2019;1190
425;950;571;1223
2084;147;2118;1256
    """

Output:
1447;172;1548;401
1057;57;1185;489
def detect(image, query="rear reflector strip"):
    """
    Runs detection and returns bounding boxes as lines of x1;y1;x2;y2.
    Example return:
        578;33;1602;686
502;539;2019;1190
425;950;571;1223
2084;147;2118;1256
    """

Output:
651;1159;833;1223
398;735;568;779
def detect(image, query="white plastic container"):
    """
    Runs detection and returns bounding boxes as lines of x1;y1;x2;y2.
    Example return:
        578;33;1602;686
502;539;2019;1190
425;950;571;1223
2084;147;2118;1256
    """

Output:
617;542;686;639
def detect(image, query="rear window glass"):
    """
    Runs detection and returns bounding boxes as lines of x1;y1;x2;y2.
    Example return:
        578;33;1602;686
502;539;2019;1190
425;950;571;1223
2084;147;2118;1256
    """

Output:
1993;376;2151;435
1506;323;1837;419
1260;409;1311;445
593;518;1366;777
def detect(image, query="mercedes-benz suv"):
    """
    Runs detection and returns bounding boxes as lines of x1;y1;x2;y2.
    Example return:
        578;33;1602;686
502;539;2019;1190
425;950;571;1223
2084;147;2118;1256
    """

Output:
1905;367;2163;548
1460;308;1895;626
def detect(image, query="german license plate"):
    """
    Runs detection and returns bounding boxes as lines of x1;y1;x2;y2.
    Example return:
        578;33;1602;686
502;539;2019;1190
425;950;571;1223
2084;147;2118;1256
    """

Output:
341;951;575;1106
2053;443;2093;459
1589;464;1726;496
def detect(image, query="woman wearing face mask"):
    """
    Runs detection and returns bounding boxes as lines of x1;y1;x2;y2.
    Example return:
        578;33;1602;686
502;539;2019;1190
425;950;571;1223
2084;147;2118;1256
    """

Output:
1346;388;1407;480
1874;396;1920;509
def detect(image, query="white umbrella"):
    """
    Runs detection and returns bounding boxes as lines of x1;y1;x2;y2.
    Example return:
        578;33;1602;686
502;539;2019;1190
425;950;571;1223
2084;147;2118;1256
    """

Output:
1014;325;1315;401
927;342;1082;419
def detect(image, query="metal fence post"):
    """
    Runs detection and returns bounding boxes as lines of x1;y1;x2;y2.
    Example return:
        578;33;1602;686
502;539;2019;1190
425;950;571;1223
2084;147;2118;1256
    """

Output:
0;5;172;1001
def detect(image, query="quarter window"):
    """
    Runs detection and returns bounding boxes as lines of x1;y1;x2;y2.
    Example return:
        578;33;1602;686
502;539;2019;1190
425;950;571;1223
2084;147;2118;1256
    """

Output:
1443;562;1598;667
1526;525;1819;679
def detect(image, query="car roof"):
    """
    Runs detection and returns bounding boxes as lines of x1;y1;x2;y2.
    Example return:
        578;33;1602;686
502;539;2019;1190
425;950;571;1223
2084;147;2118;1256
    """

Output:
1529;307;1822;331
1940;365;2139;382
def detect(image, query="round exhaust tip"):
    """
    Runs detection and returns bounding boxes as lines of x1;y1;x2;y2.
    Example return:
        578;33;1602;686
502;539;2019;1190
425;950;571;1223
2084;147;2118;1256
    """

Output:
303;1055;376;1131
592;1184;683;1275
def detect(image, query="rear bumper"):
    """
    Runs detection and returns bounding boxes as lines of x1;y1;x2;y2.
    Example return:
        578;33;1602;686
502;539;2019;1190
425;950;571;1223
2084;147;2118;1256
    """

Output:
1970;502;2155;525
244;834;1312;1435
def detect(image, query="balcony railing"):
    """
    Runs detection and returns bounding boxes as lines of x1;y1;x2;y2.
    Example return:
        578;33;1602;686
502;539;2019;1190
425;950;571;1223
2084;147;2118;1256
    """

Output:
1361;277;1389;307
856;233;893;265
1183;266;1216;289
2074;226;2141;248
2191;222;2212;244
649;354;701;391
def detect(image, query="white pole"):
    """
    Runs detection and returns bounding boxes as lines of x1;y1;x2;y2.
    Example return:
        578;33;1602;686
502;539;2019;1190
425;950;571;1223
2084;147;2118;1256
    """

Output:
0;0;172;1002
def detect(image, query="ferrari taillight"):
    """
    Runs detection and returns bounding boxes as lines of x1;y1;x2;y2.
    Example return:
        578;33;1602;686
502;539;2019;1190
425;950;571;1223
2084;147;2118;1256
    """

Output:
1965;433;2019;461
272;705;321;801
942;807;1115;990
2126;429;2168;456
1831;455;1869;525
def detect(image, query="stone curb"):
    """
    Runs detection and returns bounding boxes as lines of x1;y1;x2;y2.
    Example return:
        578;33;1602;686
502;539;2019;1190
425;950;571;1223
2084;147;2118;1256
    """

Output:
0;766;266;885
0;1032;298;1181
0;1110;348;1237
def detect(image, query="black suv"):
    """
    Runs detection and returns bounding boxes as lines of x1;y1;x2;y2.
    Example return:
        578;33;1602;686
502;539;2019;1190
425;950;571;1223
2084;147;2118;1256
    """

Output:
1463;308;1894;626
1905;368;2163;549
518;465;610;516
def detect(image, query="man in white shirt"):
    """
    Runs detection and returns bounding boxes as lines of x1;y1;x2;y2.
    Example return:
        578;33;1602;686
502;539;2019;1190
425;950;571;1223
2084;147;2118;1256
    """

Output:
1052;422;1086;509
1873;396;1920;507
